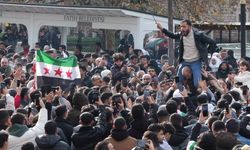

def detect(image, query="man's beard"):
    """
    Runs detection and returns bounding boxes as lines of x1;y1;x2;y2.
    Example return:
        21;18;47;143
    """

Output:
181;29;190;36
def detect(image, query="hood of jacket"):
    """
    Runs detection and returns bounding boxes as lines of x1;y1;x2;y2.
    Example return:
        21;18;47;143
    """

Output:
35;134;61;149
111;129;129;141
8;124;28;137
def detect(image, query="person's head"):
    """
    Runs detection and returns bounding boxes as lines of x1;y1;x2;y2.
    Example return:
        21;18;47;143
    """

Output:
159;80;171;91
147;123;165;143
182;66;192;80
212;120;225;134
230;103;242;117
100;92;113;106
55;105;68;119
220;49;228;60
218;62;229;71
95;141;115;150
44;120;57;135
196;132;216;150
161;54;169;65
91;74;102;87
196;93;208;105
238;59;250;72
131;104;145;120
207;116;218;131
142;74;152;84
0;131;8;150
226;119;240;134
166;100;177;114
80;112;94;126
157;109;169;123
11;113;25;125
215;131;238;150
113;53;124;67
142;131;159;148
45;48;57;58
227;50;234;57
21;142;34;150
129;55;138;65
169;113;182;127
147;67;156;77
72;92;89;109
0;109;11;130
0;57;8;69
162;122;175;141
140;55;150;65
114;117;127;130
59;45;66;51
180;19;192;36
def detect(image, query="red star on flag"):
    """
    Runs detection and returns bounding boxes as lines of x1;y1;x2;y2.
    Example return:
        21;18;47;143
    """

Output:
44;67;50;75
54;68;62;76
66;70;72;78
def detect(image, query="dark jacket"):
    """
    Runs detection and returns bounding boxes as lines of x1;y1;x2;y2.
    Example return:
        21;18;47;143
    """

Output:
55;117;73;144
128;118;150;139
239;115;250;139
67;105;82;127
162;28;215;66
71;106;107;150
35;134;70;150
168;125;189;149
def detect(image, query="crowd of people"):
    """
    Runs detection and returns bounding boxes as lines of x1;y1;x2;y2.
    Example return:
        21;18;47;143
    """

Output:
0;19;249;150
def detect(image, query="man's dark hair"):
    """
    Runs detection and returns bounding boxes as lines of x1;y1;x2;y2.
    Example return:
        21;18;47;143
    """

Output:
131;104;145;120
197;132;216;150
21;142;34;150
114;117;126;130
196;93;208;105
162;122;175;134
166;100;177;114
222;94;233;104
80;112;94;125
59;45;66;50
228;91;241;101
72;92;89;108
147;123;164;133
207;116;218;131
212;120;225;133
226;119;240;134
169;113;182;127
44;121;57;135
11;113;25;125
143;131;159;147
100;92;112;103
181;19;192;26
0;131;8;148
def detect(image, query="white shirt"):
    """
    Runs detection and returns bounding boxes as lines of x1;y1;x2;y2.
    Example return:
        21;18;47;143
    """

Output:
183;29;200;61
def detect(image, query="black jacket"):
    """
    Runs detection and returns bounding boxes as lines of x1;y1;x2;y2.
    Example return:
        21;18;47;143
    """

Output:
35;134;70;150
128;118;150;139
162;28;216;66
71;106;107;150
168;125;189;148
55;117;73;144
239;115;250;138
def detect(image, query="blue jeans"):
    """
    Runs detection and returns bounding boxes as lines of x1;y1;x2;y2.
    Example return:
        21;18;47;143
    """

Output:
177;60;201;87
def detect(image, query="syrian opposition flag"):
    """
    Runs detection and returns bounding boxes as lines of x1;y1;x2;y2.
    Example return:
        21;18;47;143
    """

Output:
35;50;80;90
